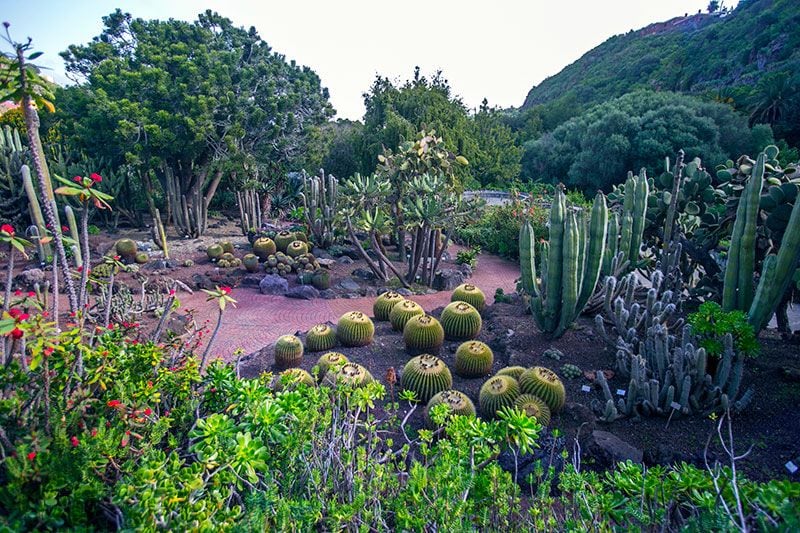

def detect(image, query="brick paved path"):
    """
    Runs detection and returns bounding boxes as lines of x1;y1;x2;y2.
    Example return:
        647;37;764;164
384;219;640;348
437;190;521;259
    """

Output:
181;252;520;361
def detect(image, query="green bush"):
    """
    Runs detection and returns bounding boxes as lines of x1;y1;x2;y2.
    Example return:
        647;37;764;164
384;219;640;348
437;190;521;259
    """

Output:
455;199;547;260
688;301;760;358
455;246;480;268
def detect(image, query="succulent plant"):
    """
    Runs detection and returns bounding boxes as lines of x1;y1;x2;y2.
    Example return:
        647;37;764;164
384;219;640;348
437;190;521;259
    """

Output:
440;301;482;340
316;351;349;377
401;354;453;403
336;311;375;347
115;238;138;261
305;324;337;352
543;348;563;361
220;241;234;254
275;231;296;252
274;334;304;368
454;340;494;378
252;237;277;260
426;390;476;423
293;230;308;243
403;314;445;355
389;300;425;332
451;283;486;312
519;366;566;413
243;253;260;272
514;394;551;426
373;291;406;321
479;375;520;418
286;240;309;258
561;364;582;379
274;368;315;392
134;251;149;264
312;269;331;290
497;366;527;381
322;362;374;388
206;243;224;261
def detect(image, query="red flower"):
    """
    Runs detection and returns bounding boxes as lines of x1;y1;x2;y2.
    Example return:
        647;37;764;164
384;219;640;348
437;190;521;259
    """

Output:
91;173;102;183
27;291;34;298
76;266;83;273
27;451;36;461
43;346;54;357
220;286;231;295
70;436;80;448
106;400;122;408
169;289;176;296
0;224;14;236
144;408;152;416
61;225;69;233
113;255;120;261
13;289;21;296
8;328;23;339
91;428;98;437
73;176;82;183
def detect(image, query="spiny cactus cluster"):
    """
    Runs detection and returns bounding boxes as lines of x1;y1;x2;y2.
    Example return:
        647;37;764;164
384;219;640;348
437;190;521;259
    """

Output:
336;311;375;347
374;291;406;321
561;364;582;379
263;251;320;278
301;169;338;248
440;301;482;340
454;340;494;378
451;283;486;312
403;314;445;355
217;252;242;269
389;300;425;332
519;188;610;338
316;351;349;377
305;324;337;352
274;335;304;368
401;354;453;403
514;394;552;426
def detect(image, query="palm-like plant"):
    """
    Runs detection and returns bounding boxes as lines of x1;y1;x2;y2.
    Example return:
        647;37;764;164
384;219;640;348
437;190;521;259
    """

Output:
748;72;796;127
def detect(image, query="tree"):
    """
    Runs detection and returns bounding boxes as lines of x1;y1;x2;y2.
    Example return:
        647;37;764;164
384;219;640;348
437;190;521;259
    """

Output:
469;103;522;188
56;10;332;233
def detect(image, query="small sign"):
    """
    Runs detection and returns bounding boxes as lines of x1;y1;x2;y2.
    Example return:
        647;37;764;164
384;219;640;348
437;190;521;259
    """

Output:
670;402;682;411
581;385;591;393
616;389;626;397
786;461;798;474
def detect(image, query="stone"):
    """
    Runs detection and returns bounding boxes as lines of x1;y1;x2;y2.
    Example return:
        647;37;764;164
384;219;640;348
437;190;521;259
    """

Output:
337;256;354;265
143;259;169;271
329;244;360;260
351;268;377;281
587;430;643;465
432;269;466;291
192;273;215;290
312;247;332;259
317;258;336;268
239;274;263;288
395;288;413;296
286;285;319;300
17;268;46;289
259;274;289;295
338;278;361;292
458;263;473;278
136;241;153;252
319;289;337;299
364;286;378;297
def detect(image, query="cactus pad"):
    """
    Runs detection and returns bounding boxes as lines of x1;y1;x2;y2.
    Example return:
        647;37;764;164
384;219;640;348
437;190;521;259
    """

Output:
440;301;482;340
274;335;304;368
479;375;521;418
403;314;445;355
373;291;406;321
401;354;453;403
451;283;486;312
454;340;494;378
336;311;375;347
389;300;425;332
305;324;337;352
514;394;551;426
519;366;566;413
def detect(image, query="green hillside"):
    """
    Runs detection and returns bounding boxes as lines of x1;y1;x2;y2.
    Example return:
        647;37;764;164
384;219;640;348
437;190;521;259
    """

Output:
522;0;800;111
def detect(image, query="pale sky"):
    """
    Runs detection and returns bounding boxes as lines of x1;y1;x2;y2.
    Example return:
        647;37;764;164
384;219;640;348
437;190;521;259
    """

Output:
3;0;714;120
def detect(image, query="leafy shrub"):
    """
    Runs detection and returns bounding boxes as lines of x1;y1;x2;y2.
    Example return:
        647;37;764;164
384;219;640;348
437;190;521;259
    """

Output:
455;246;480;268
687;301;760;358
454;196;547;259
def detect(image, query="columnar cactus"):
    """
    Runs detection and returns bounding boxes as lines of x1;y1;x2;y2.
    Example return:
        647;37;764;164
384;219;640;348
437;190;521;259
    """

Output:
301;169;338;248
520;188;608;337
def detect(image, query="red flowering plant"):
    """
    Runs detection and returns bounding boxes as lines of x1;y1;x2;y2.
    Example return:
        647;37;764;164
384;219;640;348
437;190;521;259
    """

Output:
54;173;113;210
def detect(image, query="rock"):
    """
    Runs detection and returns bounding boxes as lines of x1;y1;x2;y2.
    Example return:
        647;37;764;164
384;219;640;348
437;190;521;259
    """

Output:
351;268;376;281
587;430;643;465
458;263;473;278
286;285;319;300
317;258;336;268
143;259;169;270
312;247;332;259
364;286;378;297
338;278;361;292
319;289;337;299
329;244;360;260
240;274;263;288
432;269;466;291
337;256;354;265
192;273;215;290
395;288;413;296
259;274;289;295
16;268;46;289
136;241;153;252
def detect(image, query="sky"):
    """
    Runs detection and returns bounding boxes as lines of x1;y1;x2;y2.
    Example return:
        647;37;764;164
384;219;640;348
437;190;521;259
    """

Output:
2;0;714;120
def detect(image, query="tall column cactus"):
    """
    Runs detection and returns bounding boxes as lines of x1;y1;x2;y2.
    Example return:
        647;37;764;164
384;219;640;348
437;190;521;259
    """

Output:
617;170;649;264
722;153;764;312
520;188;608;337
301;169;338;247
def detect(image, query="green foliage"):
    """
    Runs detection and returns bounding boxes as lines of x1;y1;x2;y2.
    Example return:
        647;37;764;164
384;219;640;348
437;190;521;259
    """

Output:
455;246;480;269
688;302;759;358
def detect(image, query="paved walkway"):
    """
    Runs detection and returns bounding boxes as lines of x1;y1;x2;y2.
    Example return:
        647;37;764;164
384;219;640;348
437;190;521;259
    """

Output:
180;252;520;360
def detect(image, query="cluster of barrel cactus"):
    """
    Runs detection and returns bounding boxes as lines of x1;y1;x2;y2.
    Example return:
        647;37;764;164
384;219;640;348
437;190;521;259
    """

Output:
473;364;563;423
519;188;609;337
389;300;425;331
262;251;320;277
373;291;406;321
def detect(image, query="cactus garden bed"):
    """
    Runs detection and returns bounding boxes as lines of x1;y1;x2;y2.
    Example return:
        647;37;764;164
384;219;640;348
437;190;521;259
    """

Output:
237;292;800;483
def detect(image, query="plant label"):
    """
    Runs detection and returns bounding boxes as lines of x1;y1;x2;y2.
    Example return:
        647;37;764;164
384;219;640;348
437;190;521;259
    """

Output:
786;461;798;474
581;385;591;393
670;402;682;411
616;389;625;397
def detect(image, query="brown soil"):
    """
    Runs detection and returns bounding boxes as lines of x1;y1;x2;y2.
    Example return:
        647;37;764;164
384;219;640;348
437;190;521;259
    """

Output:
241;298;800;483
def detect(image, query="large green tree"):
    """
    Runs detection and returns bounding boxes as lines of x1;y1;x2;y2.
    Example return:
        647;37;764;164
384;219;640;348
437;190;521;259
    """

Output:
56;9;332;216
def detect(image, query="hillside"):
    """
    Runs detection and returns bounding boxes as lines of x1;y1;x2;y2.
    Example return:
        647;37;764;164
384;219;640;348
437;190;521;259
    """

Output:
521;0;800;110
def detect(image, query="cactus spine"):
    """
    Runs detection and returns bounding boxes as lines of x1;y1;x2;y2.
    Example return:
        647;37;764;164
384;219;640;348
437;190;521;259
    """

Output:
302;169;338;248
520;188;608;337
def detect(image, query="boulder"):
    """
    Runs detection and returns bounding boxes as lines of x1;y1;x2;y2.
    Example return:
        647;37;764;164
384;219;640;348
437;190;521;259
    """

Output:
319;289;337;299
458;263;473;278
587;430;643;465
259;274;289;296
351;267;377;281
317;258;336;268
432;269;466;291
16;268;46;289
338;278;361;292
286;285;319;300
239;274;263;288
337;256;354;265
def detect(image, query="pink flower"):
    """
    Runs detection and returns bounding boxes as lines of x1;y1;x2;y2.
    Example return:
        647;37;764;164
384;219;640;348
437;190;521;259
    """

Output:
91;428;98;437
8;328;23;340
70;436;80;448
61;225;69;233
91;173;102;183
169;289;176;296
13;289;21;296
143;408;152;416
73;176;82;183
27;291;34;298
220;286;231;295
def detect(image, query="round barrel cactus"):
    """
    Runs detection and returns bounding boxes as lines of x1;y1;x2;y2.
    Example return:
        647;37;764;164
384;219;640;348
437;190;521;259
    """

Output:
274;368;315;392
373;291;406;321
389;300;425;332
519;366;566;413
496;366;527;380
252;237;276;259
440;301;482;341
243;253;260;272
206;243;224;261
322;362;373;388
479;375;520;418
451;283;486;312
305;324;337;352
312;270;331;290
454;340;494;378
336;311;375;347
403;314;445;355
316;351;349;378
115;238;138;261
274;334;304;368
274;231;296;252
514;394;551;426
134;251;149;264
220;241;234;253
401;354;453;403
426;390;476;424
286;240;309;258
